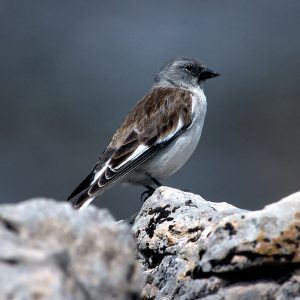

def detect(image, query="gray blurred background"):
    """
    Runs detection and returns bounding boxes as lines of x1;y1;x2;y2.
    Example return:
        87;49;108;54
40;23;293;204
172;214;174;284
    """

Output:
1;1;299;220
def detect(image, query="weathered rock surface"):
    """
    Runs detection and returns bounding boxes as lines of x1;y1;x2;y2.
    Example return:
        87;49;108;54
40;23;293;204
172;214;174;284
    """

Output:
0;199;142;300
132;187;300;299
2;188;300;299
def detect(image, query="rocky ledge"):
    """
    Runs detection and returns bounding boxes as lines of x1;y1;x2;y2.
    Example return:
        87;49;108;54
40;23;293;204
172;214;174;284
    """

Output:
132;187;300;300
0;188;300;300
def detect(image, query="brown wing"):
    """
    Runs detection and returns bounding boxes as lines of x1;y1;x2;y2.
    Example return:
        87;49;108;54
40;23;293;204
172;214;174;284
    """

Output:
109;87;192;149
67;87;193;205
89;87;193;192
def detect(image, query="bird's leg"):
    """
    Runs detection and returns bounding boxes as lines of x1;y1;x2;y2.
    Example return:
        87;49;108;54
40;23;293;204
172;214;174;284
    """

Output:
141;186;156;203
140;174;163;202
150;176;162;187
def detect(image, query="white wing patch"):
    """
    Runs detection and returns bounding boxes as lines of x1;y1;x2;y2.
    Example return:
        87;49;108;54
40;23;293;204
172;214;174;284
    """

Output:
90;101;192;185
78;196;95;211
112;117;185;171
91;160;110;184
113;144;149;170
90;144;149;184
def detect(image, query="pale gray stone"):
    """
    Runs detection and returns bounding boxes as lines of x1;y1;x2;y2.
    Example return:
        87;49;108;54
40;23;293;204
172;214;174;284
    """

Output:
132;187;300;299
0;199;142;300
2;187;300;299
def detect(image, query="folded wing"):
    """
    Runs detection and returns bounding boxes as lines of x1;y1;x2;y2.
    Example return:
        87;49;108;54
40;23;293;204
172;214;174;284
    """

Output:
67;87;193;208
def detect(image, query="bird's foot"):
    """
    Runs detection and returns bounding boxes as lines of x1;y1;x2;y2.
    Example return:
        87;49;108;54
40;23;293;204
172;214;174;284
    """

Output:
150;177;162;187
141;186;156;203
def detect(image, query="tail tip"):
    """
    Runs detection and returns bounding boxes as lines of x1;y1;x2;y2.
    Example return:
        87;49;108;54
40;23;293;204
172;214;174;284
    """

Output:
67;194;95;210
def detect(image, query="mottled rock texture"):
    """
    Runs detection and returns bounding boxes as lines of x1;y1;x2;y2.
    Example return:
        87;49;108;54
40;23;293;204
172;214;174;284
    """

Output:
132;187;300;300
2;188;300;300
0;199;142;300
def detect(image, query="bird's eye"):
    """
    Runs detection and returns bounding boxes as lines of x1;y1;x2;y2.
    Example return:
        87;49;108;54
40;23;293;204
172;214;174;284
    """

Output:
184;65;200;76
185;65;195;73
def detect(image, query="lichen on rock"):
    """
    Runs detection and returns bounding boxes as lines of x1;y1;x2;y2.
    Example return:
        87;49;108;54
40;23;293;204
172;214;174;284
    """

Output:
132;187;300;299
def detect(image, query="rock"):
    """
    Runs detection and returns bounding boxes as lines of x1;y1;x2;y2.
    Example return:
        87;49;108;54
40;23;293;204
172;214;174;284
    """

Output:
2;188;300;299
0;199;142;300
132;187;300;299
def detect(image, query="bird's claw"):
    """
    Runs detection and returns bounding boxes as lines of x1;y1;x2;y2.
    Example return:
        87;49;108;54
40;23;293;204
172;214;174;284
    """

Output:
141;186;156;202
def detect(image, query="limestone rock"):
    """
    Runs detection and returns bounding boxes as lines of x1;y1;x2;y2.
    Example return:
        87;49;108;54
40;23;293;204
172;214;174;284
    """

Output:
0;199;142;300
132;187;300;299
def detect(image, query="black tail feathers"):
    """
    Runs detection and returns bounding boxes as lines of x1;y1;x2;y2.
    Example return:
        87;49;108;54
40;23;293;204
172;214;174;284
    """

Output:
68;191;92;209
67;167;96;208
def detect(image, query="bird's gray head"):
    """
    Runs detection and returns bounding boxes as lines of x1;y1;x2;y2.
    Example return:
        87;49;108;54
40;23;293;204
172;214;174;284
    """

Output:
153;57;220;90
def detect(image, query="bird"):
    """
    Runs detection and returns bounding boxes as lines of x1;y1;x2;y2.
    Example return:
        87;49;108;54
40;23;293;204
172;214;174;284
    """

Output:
67;57;220;210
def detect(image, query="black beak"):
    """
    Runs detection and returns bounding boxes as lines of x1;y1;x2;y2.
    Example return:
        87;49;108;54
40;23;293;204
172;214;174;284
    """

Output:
198;68;220;81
